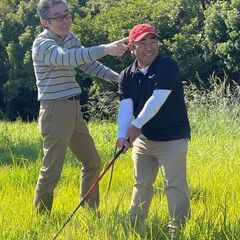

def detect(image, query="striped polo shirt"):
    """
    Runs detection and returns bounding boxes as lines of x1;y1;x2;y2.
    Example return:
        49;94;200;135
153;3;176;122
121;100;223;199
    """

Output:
32;29;119;101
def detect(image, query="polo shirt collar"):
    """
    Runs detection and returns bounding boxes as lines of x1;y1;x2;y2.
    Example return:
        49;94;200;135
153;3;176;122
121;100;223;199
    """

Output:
130;56;160;74
130;60;140;73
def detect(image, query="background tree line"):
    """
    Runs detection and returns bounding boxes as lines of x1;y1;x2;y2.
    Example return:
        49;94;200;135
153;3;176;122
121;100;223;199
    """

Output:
0;0;239;121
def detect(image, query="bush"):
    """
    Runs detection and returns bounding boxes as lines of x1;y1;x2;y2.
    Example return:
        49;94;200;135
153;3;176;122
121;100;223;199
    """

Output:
86;91;119;121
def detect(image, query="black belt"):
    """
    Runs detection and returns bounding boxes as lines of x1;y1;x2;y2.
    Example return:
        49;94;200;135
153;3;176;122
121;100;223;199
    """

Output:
66;95;80;100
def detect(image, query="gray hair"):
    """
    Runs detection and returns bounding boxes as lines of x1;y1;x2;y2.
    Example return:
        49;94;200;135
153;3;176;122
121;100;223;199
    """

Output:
37;0;68;19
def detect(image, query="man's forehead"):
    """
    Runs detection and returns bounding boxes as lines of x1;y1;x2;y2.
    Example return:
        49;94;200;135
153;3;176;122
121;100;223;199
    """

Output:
137;34;158;43
49;3;69;16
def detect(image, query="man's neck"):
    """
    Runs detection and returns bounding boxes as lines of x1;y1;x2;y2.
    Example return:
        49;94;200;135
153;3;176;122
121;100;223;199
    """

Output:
138;66;149;75
138;62;150;69
45;29;66;41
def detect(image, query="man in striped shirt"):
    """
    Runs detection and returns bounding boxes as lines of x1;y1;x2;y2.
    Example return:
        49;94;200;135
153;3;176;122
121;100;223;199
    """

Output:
32;0;128;214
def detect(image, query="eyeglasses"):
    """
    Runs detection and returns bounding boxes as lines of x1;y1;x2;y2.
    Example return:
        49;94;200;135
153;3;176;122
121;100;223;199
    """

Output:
47;13;72;22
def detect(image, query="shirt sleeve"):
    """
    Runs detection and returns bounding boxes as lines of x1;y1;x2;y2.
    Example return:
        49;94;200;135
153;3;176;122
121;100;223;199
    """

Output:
79;60;119;83
32;38;106;67
74;38;120;83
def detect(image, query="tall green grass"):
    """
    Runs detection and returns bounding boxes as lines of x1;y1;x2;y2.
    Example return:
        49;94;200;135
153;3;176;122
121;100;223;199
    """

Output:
0;78;239;239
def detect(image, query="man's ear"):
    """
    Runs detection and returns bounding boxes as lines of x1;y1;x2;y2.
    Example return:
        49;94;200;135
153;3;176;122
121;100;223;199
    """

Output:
40;18;50;28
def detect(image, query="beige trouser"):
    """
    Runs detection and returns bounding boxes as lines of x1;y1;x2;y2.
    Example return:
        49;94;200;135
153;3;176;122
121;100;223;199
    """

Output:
34;99;101;213
129;138;190;226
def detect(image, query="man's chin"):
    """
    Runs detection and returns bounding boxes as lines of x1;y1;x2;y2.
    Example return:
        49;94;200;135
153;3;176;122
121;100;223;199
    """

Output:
61;30;70;36
144;56;158;66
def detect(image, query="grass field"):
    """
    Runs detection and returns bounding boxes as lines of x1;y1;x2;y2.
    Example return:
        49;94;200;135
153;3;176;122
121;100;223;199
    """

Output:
0;81;240;239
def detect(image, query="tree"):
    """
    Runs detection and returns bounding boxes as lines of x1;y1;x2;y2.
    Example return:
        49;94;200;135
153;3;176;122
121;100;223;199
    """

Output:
0;44;8;116
0;0;239;121
0;0;89;120
0;0;40;120
204;0;240;83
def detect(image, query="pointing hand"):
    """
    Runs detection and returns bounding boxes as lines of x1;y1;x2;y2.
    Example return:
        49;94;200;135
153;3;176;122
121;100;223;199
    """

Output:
103;37;129;56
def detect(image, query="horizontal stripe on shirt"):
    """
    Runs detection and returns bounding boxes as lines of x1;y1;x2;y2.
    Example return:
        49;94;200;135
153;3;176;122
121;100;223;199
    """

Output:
32;29;119;100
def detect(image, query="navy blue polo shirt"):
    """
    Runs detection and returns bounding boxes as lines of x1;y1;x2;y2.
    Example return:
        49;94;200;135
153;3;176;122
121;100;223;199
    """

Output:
118;55;191;141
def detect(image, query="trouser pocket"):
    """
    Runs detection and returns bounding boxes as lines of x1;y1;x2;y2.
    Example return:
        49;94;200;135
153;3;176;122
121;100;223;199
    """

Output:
38;101;54;136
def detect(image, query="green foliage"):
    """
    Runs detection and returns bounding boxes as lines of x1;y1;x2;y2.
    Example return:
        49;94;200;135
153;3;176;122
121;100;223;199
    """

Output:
0;44;8;112
0;0;239;120
86;89;119;121
204;0;240;77
0;0;40;120
185;74;240;114
0;0;85;120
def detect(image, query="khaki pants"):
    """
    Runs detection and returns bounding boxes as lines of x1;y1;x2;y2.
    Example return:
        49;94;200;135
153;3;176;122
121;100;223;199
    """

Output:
129;138;190;226
34;99;101;213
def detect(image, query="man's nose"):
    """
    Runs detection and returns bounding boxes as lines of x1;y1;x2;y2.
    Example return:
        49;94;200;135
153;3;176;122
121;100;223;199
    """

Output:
145;43;154;50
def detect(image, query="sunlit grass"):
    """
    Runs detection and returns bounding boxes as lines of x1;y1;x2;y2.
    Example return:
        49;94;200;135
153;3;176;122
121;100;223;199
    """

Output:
0;78;240;239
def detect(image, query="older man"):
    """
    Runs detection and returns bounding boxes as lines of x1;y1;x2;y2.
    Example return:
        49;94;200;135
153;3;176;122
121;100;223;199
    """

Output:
32;0;128;213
